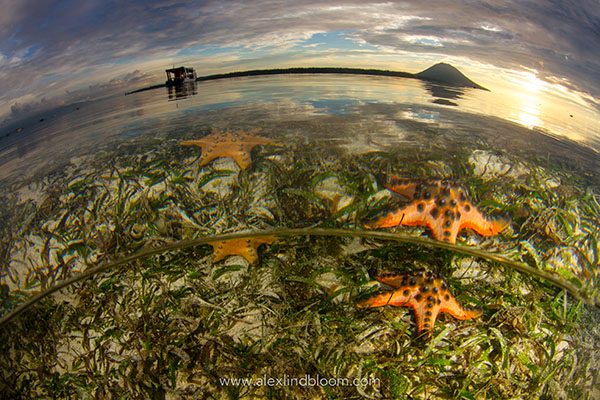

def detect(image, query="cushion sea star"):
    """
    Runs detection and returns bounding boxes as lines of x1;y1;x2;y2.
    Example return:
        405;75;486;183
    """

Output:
365;177;511;243
181;128;272;170
357;270;482;335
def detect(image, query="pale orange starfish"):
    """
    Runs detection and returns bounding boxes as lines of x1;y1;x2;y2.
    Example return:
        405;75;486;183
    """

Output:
365;177;511;243
181;128;272;169
208;236;278;264
357;270;482;335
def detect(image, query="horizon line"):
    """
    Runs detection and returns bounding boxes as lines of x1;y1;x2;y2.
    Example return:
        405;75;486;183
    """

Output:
125;65;488;95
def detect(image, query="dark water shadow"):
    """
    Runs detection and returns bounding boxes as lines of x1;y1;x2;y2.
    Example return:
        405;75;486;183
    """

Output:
423;82;464;106
167;81;198;101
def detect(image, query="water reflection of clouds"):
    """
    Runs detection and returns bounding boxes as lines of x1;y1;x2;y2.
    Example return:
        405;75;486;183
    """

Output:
173;74;596;146
401;110;439;124
307;99;363;115
181;101;245;114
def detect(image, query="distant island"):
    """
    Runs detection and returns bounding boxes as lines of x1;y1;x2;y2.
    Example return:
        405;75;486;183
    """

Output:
416;63;488;90
125;63;488;95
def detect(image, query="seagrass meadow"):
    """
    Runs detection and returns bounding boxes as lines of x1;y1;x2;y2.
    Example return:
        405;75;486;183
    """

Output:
1;104;600;399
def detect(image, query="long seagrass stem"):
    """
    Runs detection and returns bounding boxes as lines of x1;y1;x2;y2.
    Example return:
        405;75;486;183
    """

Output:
0;228;594;328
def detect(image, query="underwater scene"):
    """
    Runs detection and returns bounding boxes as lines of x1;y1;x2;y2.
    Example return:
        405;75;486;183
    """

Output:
2;2;600;399
1;72;599;399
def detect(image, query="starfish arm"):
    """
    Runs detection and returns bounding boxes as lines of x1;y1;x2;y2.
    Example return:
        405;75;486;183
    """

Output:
238;134;272;146
422;210;461;243
229;151;252;170
242;250;258;264
384;177;419;198
357;292;400;308
199;153;221;167
366;201;437;229
374;273;409;288
243;236;277;263
411;302;440;333
397;202;435;226
458;206;511;237
363;207;406;229
357;284;417;308
181;138;220;166
210;241;229;263
438;295;482;320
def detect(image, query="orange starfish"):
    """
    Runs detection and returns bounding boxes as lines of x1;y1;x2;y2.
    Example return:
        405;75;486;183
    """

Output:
364;177;510;243
181;128;272;169
357;270;482;335
208;236;278;264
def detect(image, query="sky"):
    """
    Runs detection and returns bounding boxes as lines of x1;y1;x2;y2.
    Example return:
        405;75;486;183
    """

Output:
1;0;599;124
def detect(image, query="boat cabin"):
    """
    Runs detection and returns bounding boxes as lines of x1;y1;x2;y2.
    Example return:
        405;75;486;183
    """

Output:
165;66;197;85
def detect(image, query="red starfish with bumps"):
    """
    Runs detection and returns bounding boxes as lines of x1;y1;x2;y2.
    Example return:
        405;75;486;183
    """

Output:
181;128;272;169
357;270;482;335
365;177;511;243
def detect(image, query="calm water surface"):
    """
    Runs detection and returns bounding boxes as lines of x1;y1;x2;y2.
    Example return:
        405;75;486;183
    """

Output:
1;74;598;181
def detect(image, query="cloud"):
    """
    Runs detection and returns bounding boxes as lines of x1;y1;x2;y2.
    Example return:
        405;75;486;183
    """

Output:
3;69;154;122
81;70;153;93
10;97;65;118
0;0;599;121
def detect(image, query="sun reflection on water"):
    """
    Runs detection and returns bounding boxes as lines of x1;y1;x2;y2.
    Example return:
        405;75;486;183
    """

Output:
510;69;543;129
462;64;598;146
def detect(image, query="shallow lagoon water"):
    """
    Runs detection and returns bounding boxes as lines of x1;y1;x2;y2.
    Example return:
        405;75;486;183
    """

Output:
1;75;599;398
2;74;599;182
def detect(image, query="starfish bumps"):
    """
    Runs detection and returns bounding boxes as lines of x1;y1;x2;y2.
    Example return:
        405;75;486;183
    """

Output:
365;177;510;243
181;128;272;169
357;270;482;334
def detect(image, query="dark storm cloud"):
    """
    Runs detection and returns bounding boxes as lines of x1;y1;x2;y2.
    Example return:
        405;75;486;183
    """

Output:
1;0;599;120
